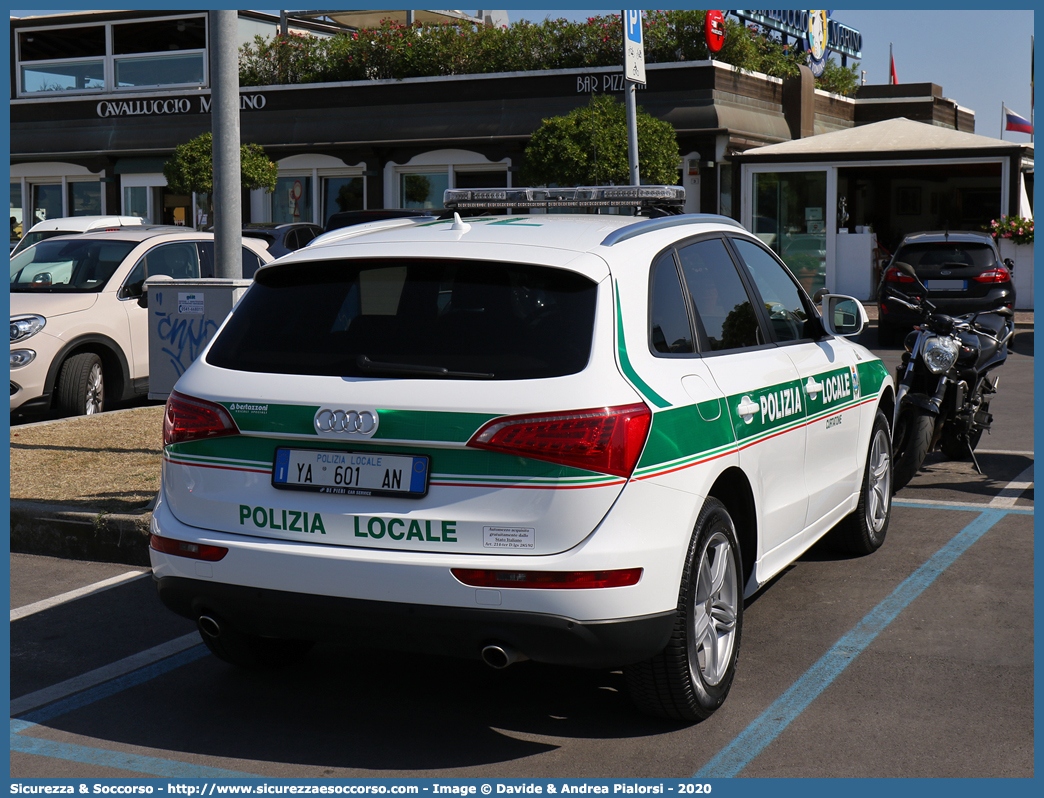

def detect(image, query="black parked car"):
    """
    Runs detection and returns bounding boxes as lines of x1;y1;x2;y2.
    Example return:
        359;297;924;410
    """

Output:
241;223;324;259
876;230;1016;346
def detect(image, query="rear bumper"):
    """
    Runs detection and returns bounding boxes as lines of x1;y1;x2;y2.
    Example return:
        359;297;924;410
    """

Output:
149;487;691;668
154;574;676;668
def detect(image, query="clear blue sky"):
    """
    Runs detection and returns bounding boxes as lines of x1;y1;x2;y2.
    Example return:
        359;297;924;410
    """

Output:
8;7;1036;141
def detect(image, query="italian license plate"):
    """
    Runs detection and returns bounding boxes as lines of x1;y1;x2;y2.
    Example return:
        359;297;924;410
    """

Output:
925;279;966;291
272;448;429;497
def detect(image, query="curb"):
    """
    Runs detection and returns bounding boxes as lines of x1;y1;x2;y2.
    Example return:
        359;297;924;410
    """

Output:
10;500;152;566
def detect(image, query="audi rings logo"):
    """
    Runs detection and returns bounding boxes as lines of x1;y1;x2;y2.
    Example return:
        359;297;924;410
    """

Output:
314;408;379;436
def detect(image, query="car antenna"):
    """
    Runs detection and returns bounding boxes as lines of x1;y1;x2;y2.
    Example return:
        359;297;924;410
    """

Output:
450;212;471;233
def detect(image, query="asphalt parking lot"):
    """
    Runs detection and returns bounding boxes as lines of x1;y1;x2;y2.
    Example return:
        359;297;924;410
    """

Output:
8;334;1034;780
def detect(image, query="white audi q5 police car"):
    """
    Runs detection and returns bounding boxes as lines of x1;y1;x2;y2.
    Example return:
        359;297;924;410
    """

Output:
151;186;895;721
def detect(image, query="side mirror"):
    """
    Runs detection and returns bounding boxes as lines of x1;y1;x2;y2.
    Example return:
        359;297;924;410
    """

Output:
895;261;917;280
1004;257;1015;273
139;274;173;310
820;294;868;337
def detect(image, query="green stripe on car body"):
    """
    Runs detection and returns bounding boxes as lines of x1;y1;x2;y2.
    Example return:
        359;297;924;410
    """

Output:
638;403;734;470
221;403;498;444
614;285;671;409
167;435;611;482
373;409;500;443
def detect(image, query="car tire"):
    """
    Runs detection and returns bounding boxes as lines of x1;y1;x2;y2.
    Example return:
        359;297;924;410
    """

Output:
625;498;743;722
198;615;314;670
892;405;936;491
56;352;105;416
833;410;892;555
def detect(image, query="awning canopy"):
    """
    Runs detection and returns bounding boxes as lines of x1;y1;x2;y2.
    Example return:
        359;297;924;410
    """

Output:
732;117;1033;162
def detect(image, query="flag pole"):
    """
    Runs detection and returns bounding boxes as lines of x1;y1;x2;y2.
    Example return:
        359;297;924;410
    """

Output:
1000;101;1004;140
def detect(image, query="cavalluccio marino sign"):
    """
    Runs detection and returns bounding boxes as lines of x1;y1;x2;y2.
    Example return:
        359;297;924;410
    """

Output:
96;94;267;118
733;10;862;63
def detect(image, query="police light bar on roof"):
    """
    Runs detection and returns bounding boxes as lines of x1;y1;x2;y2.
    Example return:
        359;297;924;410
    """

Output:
443;185;686;210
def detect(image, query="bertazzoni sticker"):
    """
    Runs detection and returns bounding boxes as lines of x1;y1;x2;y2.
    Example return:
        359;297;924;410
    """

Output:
483;526;535;550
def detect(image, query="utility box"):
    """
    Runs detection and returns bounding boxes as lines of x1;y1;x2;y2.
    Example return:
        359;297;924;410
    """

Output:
146;276;251;400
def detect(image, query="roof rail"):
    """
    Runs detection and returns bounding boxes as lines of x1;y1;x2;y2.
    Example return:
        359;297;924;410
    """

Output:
600;214;746;246
443;185;686;212
308;215;436;247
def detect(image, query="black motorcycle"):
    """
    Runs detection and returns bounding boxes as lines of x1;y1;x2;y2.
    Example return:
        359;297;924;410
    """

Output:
884;262;1015;491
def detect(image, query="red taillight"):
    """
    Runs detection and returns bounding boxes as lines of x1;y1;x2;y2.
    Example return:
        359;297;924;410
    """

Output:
452;568;642;589
884;266;916;284
150;534;228;561
163;391;239;447
467;403;652;478
973;266;1011;283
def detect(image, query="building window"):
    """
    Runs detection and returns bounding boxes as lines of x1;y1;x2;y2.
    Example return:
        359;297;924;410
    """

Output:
123;186;149;221
16;15;207;96
262;156;367;226
401;172;450;209
69;182;102;216
115;53;206;90
29;184;63;228
20;61;105;94
11;184;24;244
387;151;511;210
322;177;364;226
273;176;314;224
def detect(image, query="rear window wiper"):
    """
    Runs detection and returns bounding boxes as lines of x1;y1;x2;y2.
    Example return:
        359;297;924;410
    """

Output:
356;355;494;379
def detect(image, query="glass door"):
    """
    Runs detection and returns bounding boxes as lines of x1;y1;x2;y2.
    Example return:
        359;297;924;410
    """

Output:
752;171;827;296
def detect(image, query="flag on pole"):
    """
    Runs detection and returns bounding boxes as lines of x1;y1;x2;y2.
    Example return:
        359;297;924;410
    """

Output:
1004;103;1033;134
889;43;898;84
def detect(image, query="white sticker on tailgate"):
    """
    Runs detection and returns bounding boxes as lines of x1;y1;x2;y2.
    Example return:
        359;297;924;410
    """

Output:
483;526;536;550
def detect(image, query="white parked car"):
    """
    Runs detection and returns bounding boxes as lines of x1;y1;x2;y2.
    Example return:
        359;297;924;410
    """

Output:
150;187;895;721
10;227;273;417
11;214;144;257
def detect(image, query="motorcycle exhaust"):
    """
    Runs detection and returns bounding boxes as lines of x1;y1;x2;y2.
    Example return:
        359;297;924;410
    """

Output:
481;643;527;669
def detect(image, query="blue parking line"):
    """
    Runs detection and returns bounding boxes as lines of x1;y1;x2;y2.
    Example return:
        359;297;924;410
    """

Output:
893;498;1034;514
17;645;210;726
11;721;259;778
696;508;1009;778
10;645;264;777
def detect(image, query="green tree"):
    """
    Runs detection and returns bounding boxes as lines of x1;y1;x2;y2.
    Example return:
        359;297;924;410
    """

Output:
521;94;680;187
162;132;279;228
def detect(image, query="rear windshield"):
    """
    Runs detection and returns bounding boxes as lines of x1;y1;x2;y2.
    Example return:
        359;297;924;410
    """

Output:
206;258;598;380
896;242;997;269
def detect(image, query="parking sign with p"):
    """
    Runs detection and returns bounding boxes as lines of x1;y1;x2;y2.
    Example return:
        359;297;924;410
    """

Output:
623;10;646;84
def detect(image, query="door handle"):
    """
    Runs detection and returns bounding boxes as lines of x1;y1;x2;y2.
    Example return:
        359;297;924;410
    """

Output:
804;376;824;399
736;396;759;424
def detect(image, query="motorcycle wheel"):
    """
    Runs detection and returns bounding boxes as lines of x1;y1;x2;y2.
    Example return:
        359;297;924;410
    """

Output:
892;406;936;492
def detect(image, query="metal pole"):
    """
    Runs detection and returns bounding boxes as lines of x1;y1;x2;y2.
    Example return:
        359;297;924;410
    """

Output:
625;83;640;186
211;10;242;279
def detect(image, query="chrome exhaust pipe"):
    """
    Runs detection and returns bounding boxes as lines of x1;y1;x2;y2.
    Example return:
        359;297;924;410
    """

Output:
198;614;222;639
481;643;526;669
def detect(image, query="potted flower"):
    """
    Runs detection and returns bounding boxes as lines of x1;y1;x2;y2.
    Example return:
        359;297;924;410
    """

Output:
985;216;1034;310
